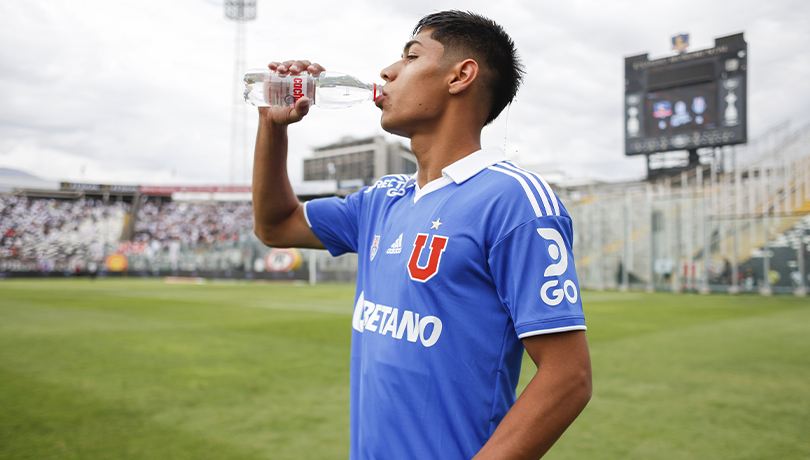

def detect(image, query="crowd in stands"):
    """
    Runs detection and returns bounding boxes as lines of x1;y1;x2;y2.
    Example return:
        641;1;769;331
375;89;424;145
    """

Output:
1;196;257;272
0;196;129;263
132;201;254;245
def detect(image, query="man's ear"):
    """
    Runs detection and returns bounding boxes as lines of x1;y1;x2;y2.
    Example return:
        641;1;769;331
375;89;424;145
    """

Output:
448;59;479;95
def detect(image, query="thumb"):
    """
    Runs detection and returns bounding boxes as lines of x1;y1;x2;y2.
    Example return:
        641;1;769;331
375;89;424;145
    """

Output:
288;97;311;122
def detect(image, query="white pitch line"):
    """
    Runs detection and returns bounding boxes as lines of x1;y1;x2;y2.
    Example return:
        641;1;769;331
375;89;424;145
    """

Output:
104;290;353;315
240;300;352;315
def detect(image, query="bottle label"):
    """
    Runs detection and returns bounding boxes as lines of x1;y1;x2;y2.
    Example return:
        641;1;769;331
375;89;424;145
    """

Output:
266;73;312;107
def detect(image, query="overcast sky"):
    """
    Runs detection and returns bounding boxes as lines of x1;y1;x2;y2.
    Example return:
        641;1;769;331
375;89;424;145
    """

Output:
1;0;809;186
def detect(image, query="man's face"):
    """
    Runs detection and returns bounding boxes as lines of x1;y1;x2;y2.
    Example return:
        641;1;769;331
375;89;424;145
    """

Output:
375;30;451;138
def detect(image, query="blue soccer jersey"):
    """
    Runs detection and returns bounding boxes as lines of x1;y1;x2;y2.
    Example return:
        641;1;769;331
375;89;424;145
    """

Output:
304;146;586;460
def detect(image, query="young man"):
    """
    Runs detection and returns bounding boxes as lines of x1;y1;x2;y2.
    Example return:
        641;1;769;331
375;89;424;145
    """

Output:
252;10;592;460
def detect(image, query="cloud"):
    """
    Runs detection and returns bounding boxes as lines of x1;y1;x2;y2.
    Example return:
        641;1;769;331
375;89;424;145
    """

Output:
1;0;809;186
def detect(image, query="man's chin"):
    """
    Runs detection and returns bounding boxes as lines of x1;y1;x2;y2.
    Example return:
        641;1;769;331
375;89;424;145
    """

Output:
380;116;410;139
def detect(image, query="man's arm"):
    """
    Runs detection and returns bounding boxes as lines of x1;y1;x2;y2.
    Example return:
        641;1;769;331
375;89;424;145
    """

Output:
473;331;592;460
252;59;326;249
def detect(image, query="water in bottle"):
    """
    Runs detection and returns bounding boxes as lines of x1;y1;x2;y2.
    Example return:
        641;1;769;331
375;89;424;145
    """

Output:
243;70;383;109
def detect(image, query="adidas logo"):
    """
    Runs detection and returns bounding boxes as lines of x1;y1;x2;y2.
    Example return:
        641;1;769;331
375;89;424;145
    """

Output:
386;234;403;254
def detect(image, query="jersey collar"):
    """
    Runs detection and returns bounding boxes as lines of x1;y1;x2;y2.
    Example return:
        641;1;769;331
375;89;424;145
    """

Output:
406;147;508;203
442;146;508;184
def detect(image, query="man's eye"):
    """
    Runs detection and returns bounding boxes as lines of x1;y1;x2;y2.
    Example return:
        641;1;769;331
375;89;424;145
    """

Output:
406;55;417;60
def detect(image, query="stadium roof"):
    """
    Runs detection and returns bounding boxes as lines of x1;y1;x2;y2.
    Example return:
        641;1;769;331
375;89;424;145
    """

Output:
0;168;59;193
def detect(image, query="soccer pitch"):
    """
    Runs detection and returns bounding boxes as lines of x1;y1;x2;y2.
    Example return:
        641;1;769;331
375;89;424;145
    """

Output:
1;279;808;460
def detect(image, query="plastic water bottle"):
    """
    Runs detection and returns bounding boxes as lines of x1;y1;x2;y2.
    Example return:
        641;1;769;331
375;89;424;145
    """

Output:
243;70;383;109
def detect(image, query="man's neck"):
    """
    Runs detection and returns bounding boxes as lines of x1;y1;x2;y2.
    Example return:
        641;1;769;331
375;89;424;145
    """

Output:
409;121;482;188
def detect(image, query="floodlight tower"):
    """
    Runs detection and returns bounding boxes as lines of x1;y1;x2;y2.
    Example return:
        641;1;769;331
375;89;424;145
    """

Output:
225;0;256;184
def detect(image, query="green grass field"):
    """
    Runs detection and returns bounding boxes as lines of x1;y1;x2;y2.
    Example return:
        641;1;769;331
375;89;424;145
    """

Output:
1;279;808;460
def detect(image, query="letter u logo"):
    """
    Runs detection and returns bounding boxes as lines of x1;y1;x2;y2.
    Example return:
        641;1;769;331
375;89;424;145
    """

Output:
407;233;449;282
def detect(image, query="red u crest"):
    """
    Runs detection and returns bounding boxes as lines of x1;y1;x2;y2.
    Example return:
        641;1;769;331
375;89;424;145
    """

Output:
407;233;449;282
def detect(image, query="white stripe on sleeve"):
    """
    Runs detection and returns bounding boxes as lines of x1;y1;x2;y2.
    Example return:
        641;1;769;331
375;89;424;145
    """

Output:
499;162;554;216
302;201;313;228
517;325;587;339
527;169;560;216
487;165;544;217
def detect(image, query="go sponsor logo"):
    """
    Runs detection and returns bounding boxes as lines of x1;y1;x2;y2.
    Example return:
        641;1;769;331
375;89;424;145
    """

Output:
536;228;578;305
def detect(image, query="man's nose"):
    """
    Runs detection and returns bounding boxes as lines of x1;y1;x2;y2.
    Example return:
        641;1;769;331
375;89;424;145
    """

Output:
380;63;397;82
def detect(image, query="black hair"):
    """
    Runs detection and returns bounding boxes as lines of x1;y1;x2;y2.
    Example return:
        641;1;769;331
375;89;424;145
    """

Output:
412;10;524;125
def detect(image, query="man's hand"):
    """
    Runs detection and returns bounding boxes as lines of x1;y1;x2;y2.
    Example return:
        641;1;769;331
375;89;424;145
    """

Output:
258;60;325;126
252;59;327;250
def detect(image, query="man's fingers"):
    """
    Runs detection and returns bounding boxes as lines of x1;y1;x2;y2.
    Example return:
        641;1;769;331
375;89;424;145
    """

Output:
308;63;325;77
277;60;295;73
268;60;323;75
288;60;312;73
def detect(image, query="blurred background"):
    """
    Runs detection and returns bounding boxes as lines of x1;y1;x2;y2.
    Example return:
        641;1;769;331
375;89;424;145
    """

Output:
3;0;810;293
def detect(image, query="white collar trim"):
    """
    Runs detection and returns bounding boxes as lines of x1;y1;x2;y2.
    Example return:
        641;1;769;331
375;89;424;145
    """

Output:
412;176;452;203
408;147;508;203
442;146;508;184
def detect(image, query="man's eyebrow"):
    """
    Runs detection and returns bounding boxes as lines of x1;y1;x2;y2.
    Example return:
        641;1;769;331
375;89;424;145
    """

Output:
401;40;422;57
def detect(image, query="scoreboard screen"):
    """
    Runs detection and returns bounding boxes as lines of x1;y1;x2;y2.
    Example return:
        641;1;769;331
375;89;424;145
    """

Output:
625;33;746;155
645;82;718;137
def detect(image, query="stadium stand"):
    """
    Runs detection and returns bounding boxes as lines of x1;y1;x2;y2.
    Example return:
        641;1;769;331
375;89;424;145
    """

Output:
2;121;808;292
564;120;810;294
1;196;129;272
132;201;253;245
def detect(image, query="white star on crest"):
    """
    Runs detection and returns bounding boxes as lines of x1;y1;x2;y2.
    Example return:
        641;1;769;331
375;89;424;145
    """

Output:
431;218;443;230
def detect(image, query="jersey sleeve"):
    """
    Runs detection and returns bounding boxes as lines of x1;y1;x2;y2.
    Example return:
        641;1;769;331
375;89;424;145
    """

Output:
488;215;586;338
303;191;365;257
